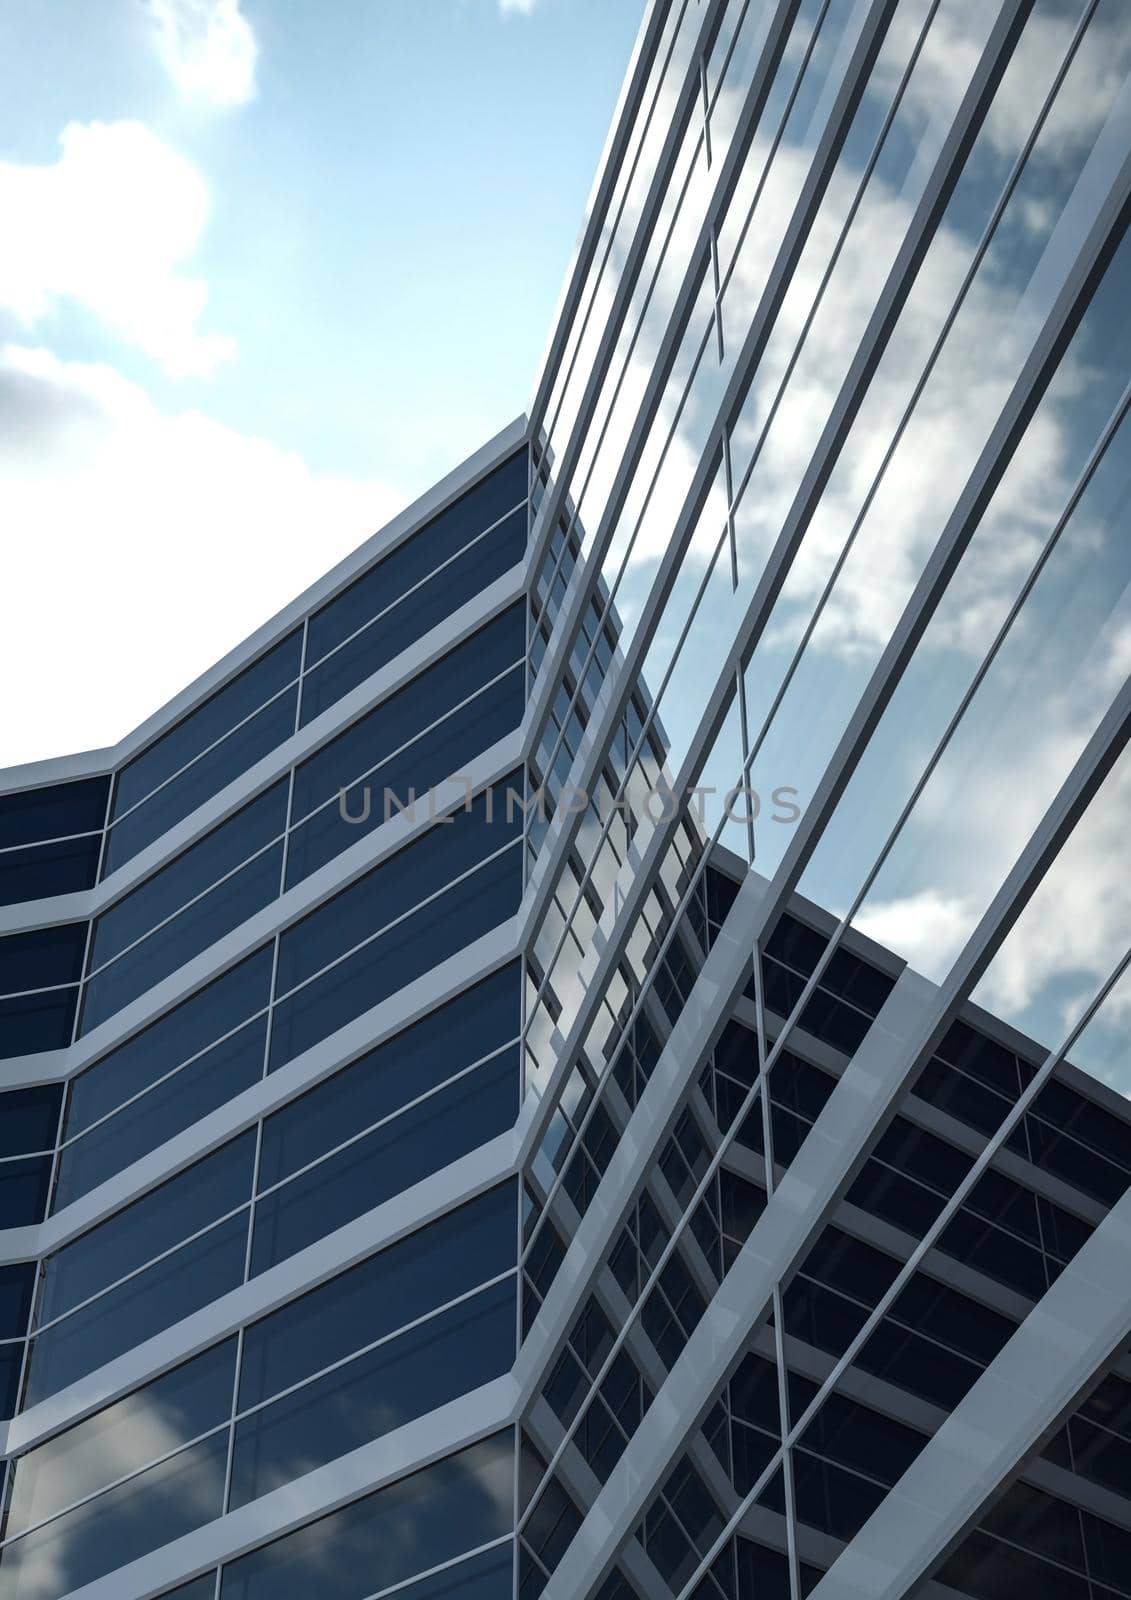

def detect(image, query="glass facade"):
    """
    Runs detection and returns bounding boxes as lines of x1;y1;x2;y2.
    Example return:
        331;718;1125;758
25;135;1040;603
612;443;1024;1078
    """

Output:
2;3;1130;1597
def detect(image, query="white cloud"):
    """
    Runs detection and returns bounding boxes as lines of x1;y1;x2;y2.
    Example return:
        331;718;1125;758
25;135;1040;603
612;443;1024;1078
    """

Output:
146;0;257;106
0;120;233;377
0;345;405;769
499;0;540;13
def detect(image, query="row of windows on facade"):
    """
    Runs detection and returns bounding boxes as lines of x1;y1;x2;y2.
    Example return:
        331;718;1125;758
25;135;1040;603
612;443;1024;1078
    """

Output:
0;963;522;1419
0;598;527;1056
0;773;526;1231
0;1188;520;1598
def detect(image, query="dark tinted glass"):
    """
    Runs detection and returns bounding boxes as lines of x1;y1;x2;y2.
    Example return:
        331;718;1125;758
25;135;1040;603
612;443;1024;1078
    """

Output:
0;1156;53;1228
230;1278;515;1507
240;1182;517;1408
257;963;520;1188
276;784;520;996
0;988;78;1057
0;1084;62;1157
26;1212;248;1405
0;1264;35;1338
219;1432;513;1600
113;630;303;817
266;845;522;1072
91;783;288;971
55;1014;268;1208
251;1052;518;1272
66;948;273;1136
305;451;527;666
395;1546;513;1600
39;1132;256;1324
300;509;528;724
81;842;284;1033
105;692;299;873
292;604;525;825
159;1581;219;1600
6;1339;236;1537
0;834;103;907
0;1431;228;1599
288;664;525;885
0;1345;24;1421
0;777;108;849
0;924;87;995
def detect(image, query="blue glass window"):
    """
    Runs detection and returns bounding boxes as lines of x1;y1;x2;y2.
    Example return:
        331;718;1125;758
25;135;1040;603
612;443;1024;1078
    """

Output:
5;1340;235;1540
0;994;78;1066
0;1157;53;1229
258;964;520;1189
0;1431;229;1598
26;1212;248;1407
287;604;526;884
268;787;522;1072
56;1015;268;1208
230;1278;515;1507
300;450;528;724
82;782;288;1034
39;1132;256;1327
0;777;109;850
0;925;86;996
106;629;302;871
91;783;289;972
241;1182;517;1409
0;1271;32;1412
275;783;521;997
0;836;103;908
64;949;273;1139
251;1050;518;1272
0;926;86;1057
219;1433;514;1600
0;1085;62;1157
1;1345;25;1422
0;1265;35;1339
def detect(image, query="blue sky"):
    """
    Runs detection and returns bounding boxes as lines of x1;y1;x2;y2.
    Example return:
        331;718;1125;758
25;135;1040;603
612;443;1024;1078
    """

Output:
0;0;640;767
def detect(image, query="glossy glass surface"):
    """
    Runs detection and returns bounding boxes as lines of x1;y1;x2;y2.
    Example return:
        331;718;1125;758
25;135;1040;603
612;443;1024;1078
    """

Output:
251;1049;518;1273
0;778;108;851
219;1433;514;1600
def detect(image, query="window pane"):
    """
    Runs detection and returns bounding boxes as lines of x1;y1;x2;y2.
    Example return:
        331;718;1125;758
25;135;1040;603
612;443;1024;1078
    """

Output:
257;964;520;1190
6;1339;236;1538
0;777;108;850
240;1183;517;1409
219;1433;514;1600
251;1052;517;1272
275;784;520;997
0;989;77;1058
81;844;284;1033
0;1157;53;1229
39;1133;256;1325
266;846;522;1072
90;783;288;972
229;1279;515;1507
56;1015;268;1209
0;1086;62;1157
0;1430;228;1600
0;926;86;996
0;835;103;907
65;950;273;1139
26;1212;249;1406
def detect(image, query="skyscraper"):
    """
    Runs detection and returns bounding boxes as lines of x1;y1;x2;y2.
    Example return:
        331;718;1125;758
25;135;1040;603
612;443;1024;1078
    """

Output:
1;2;1130;1598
